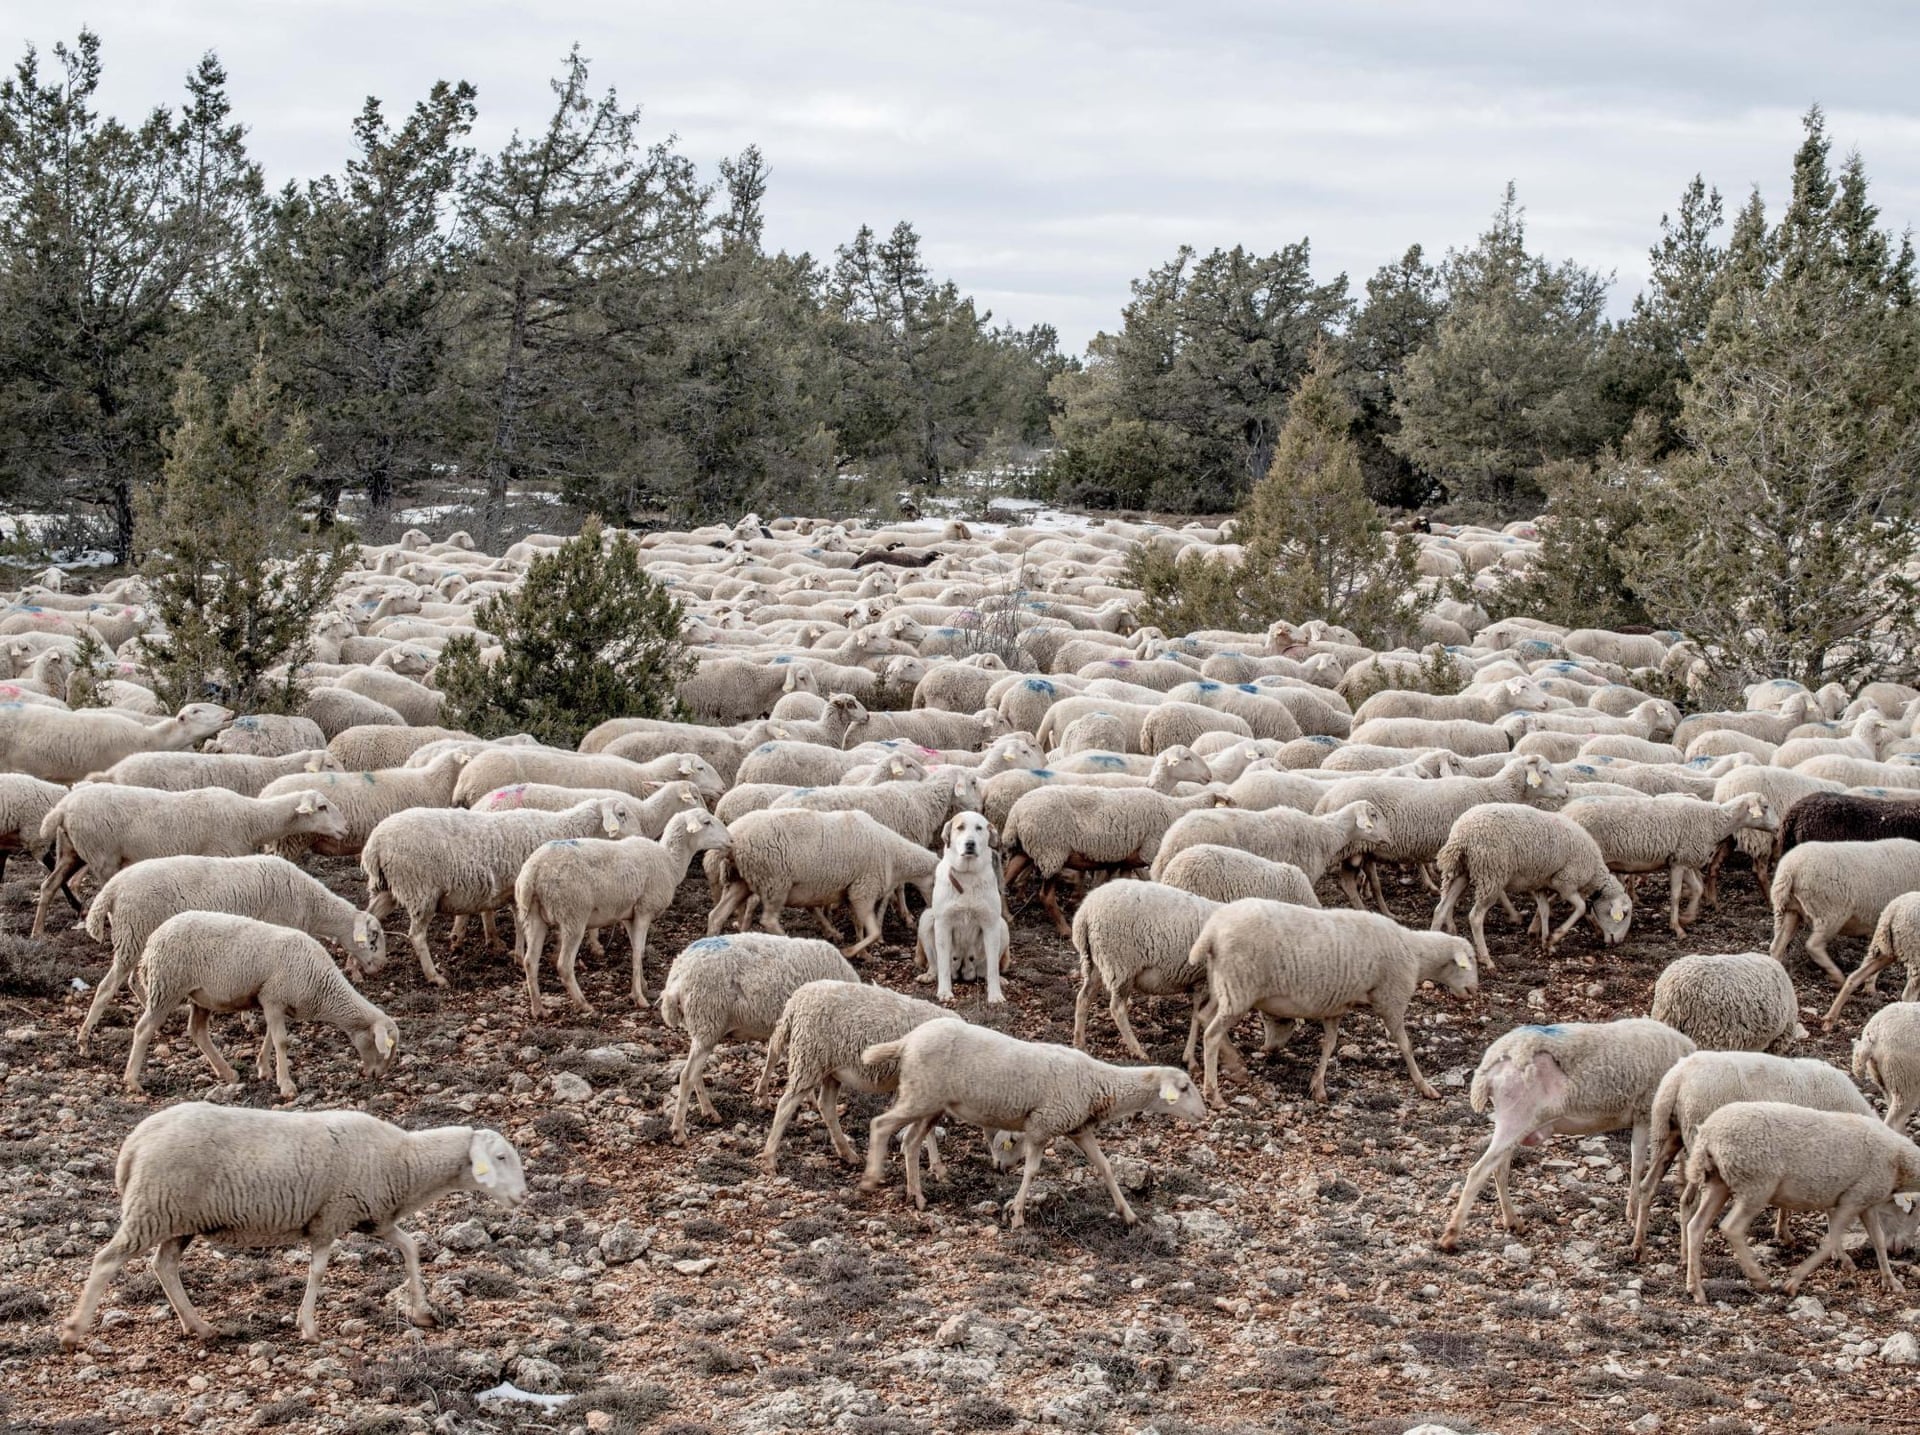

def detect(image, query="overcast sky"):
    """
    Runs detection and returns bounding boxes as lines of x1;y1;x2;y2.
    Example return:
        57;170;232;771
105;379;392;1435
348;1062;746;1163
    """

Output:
19;2;1920;349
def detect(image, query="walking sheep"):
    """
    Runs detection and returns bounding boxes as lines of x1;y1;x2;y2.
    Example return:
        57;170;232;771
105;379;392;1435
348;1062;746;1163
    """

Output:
514;807;733;1016
257;749;472;858
122;912;400;1100
1071;881;1223;1064
1430;805;1632;971
858;1017;1206;1226
1563;793;1778;936
1823;892;1920;1028
60;1102;524;1347
0;773;64;885
658;933;859;1143
1854;1002;1920;1130
0;700;232;784
1438;1019;1696;1251
1682;1102;1920;1302
1768;838;1920;984
77;854;387;1053
1154;844;1321;909
1192;901;1477;1105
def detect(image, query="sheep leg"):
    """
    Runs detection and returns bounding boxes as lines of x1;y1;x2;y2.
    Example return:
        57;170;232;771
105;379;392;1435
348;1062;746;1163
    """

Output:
670;1039;718;1144
1382;1009;1438;1100
407;912;446;987
122;1005;169;1096
1681;865;1707;924
625;915;651;1009
1071;1131;1137;1226
1782;1204;1864;1295
554;924;595;1016
1862;1207;1903;1292
1632;1133;1684;1255
1718;1195;1776;1292
1464;895;1496;972
918;1123;947;1183
519;912;551;1018
263;1006;297;1100
1200;999;1248;1108
809;905;845;942
1887;1093;1918;1130
1071;966;1101;1049
1336;860;1371;911
1039;878;1072;940
844;886;884;957
479;909;500;953
1308;1017;1341;1102
386;1226;436;1327
706;880;749;936
818;1076;860;1165
1531;893;1553;948
182;1006;237;1086
1546;888;1587;951
1768;908;1801;965
901;1116;937;1211
860;1104;922;1192
1685;1177;1732;1303
756;885;791;936
1804;921;1847;984
1430;874;1467;934
1668;866;1688;938
152;1234;215;1341
59;1226;142;1349
1626;1119;1652;1228
1008;1139;1046;1228
1498;891;1522;923
75;950;136;1055
1825;948;1896;1029
1106;991;1150;1062
31;848;84;938
1440;1055;1565;1250
1492;1157;1517;1234
296;1240;333;1341
760;1079;807;1174
448;915;468;948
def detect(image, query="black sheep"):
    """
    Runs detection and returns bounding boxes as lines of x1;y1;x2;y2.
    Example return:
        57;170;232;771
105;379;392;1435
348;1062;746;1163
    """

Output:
1775;792;1920;861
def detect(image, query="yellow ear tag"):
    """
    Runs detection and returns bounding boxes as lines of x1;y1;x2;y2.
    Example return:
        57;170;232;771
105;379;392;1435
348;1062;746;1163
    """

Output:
1526;770;1541;788
473;1156;491;1178
1453;952;1471;969
1898;1194;1916;1214
1158;1080;1180;1103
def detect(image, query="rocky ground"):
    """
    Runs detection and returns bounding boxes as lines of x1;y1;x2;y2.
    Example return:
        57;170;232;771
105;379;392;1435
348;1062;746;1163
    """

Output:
2;853;1919;1435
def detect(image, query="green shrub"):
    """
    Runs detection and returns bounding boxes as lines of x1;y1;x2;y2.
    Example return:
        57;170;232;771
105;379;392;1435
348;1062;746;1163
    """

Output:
438;517;693;745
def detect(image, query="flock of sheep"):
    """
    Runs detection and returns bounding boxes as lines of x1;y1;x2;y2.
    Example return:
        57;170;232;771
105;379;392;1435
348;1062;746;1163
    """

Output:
7;509;1920;1354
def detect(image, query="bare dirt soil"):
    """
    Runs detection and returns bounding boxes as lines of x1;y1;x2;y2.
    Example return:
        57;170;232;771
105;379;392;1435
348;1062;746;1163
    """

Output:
2;854;1919;1435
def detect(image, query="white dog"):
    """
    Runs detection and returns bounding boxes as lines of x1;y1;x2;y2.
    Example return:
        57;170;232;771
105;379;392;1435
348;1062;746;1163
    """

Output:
916;811;1010;1004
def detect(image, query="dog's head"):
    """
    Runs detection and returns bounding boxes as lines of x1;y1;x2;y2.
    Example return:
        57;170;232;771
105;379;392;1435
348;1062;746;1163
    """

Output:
941;810;997;867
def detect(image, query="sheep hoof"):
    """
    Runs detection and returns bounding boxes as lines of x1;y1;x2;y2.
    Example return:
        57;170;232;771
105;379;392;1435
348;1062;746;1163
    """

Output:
1414;1081;1440;1101
1436;1232;1460;1253
410;1306;438;1330
856;1176;884;1194
57;1324;81;1352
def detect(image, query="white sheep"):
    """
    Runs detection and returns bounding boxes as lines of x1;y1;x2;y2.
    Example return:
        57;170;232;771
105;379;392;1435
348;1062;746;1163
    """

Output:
0;700;232;783
1438;1019;1696;1251
0;773;64;885
94;747;341;795
472;779;705;838
1430;805;1633;970
77;853;387;1053
758;979;953;1174
1854;1002;1920;1129
1769;837;1920;984
1191;900;1477;1105
1347;716;1513;757
1649;951;1806;1054
658;932;859;1142
735;740;929;789
1631;1050;1874;1254
451;747;689;807
60;1101;524;1347
31;786;349;937
858;1017;1206;1226
122;912;400;1100
1071;880;1223;1063
1823;892;1920;1029
514;807;733;1016
770;769;983;848
1151;799;1381;897
362;796;644;984
326;723;474;771
257;750;471;859
303;685;406;737
201;713;331;758
1682;1101;1920;1301
1154;844;1321;909
706;808;937;954
1001;785;1229;937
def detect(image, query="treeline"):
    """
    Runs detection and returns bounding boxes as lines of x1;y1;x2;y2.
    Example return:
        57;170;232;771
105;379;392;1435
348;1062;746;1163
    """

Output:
0;34;1066;558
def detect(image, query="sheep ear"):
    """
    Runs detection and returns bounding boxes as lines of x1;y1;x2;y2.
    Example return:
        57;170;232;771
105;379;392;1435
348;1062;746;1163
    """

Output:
469;1134;499;1189
1157;1077;1182;1104
1898;1194;1917;1214
374;1025;395;1058
1525;769;1541;788
889;759;905;776
295;796;316;814
681;811;703;833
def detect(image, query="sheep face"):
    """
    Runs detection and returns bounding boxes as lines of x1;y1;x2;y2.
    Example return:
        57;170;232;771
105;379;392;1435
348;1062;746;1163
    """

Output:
351;1015;400;1077
1588;880;1634;947
349;912;388;974
293;792;351;842
466;1130;528;1207
596;798;645;838
1153;1069;1208;1122
678;808;733;857
176;702;237;740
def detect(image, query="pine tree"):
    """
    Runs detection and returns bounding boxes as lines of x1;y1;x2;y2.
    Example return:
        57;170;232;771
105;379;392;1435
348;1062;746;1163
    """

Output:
134;359;353;711
1341;245;1446;507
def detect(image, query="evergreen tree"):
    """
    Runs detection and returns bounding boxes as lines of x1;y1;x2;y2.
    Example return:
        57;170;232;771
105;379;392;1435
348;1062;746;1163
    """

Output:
1626;109;1920;687
1340;245;1445;507
1389;186;1611;513
0;32;263;558
1128;347;1415;643
269;80;476;520
134;359;353;711
437;516;692;744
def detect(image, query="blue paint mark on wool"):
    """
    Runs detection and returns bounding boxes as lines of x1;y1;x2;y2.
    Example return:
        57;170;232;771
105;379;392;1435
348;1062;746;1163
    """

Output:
687;936;731;952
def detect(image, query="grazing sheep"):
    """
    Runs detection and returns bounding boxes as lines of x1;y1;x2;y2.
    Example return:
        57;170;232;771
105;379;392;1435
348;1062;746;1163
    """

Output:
1001;786;1228;937
1824;892;1920;1029
362;797;644;985
1854;1002;1920;1129
515;807;733;1016
1313;753;1569;912
735;740;929;789
1768;838;1920;984
0;700;233;783
257;750;471;858
658;932;859;1142
743;691;871;749
707;808;938;954
1438;1019;1696;1251
122;912;400;1100
1192;900;1477;1105
599;723;751;784
77;854;387;1053
758;980;952;1174
60;1102;524;1347
32;786;349;937
1682;1102;1920;1301
0;773;64;884
858;1017;1206;1226
1631;1051;1874;1254
1430;805;1633;970
854;706;1011;750
1649;952;1806;1054
1155;844;1321;909
94;748;341;796
1152;799;1381;900
1563;794;1777;936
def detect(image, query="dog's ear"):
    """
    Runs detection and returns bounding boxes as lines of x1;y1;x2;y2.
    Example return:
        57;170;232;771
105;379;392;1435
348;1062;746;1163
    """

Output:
939;814;957;848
